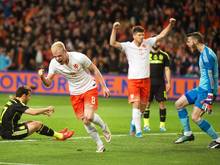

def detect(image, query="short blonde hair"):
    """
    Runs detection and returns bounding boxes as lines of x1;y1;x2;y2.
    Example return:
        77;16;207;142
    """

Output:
51;41;66;53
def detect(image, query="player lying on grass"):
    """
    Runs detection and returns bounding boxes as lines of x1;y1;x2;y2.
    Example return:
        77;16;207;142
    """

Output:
0;86;74;140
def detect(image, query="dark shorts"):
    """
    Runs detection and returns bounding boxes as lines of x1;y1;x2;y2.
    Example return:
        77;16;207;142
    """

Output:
149;83;167;102
1;123;29;140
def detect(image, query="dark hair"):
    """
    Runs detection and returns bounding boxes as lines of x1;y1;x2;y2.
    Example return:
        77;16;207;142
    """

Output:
16;86;31;97
186;32;204;43
132;26;144;34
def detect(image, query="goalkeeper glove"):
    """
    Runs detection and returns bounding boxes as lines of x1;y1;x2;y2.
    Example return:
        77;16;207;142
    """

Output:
201;93;213;114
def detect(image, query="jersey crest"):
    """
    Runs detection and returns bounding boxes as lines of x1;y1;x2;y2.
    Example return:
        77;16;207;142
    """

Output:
73;64;79;70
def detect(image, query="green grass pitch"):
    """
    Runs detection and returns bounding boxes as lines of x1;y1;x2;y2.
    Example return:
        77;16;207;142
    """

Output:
0;94;219;165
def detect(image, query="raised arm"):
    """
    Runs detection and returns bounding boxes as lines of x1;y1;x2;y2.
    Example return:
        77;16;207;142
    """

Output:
88;63;110;98
38;68;55;87
110;22;122;49
156;18;176;42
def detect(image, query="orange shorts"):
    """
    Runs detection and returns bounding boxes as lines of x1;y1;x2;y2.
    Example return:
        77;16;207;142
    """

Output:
128;78;150;104
70;88;98;119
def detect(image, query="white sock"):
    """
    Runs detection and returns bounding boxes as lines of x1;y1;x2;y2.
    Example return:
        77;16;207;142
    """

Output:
215;137;220;143
132;108;142;133
184;131;192;136
92;113;106;131
131;119;135;125
84;123;103;146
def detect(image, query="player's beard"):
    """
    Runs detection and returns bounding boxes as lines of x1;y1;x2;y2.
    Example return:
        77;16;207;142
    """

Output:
57;59;64;65
23;98;28;105
190;43;197;53
58;61;64;65
152;45;159;51
140;38;143;42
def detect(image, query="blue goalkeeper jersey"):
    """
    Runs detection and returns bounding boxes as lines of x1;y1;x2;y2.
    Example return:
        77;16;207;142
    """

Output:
199;46;218;95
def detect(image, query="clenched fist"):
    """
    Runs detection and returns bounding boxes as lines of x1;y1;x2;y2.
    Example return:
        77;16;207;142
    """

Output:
169;18;176;26
38;68;45;77
113;22;120;30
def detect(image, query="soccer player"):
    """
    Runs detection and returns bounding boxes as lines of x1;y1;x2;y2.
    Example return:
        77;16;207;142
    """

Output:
174;32;220;149
38;41;111;152
143;40;171;132
0;86;74;140
110;18;176;137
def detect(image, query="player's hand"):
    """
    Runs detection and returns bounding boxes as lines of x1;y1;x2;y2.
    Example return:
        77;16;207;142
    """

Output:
44;106;55;116
113;22;120;30
166;83;171;92
169;18;176;26
38;68;45;77
103;87;110;98
201;93;213;114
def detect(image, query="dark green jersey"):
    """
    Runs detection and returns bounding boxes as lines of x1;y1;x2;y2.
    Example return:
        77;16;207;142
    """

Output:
0;98;28;133
149;50;170;85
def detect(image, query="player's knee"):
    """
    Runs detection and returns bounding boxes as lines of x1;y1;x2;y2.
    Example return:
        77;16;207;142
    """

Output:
133;101;140;109
191;114;200;122
83;117;91;125
175;100;182;109
140;105;146;113
32;121;43;129
159;102;165;109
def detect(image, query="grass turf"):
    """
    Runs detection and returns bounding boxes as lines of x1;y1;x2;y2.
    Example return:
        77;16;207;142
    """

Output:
0;94;219;165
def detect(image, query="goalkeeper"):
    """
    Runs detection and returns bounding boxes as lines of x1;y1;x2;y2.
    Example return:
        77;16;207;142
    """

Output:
174;32;219;149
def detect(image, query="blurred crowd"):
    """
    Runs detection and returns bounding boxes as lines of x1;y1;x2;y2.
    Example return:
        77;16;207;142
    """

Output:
0;0;219;77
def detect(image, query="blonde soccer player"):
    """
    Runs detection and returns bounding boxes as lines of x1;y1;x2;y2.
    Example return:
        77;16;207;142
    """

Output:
38;41;111;152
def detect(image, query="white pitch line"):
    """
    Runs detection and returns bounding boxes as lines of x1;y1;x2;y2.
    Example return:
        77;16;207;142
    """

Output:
0;162;39;165
72;131;220;140
0;132;219;142
0;139;37;143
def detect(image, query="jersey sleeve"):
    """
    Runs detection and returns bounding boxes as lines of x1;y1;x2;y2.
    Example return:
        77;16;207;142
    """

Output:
14;103;29;113
77;52;92;68
202;49;215;93
143;37;157;47
120;42;129;52
164;52;170;67
48;60;57;75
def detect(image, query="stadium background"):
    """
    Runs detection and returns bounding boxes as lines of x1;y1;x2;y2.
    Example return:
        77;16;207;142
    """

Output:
0;0;219;98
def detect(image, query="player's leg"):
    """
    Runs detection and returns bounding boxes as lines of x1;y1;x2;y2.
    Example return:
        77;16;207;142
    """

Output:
192;91;220;148
132;101;142;137
143;82;153;132
84;88;111;143
27;121;73;140
71;93;104;152
83;110;105;152
143;102;151;132
1;122;29;140
174;89;197;143
158;101;166;132
155;83;167;131
128;79;142;137
141;78;151;133
1;121;72;140
92;112;111;143
192;107;218;139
